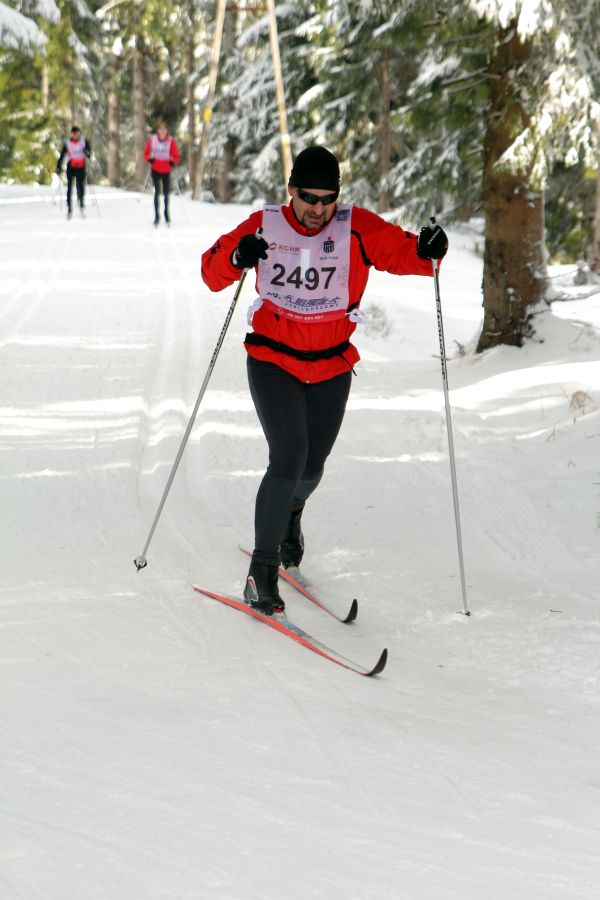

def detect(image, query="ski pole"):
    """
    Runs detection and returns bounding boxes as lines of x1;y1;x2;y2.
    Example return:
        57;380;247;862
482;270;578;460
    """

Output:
82;159;100;217
430;219;470;615
173;168;189;224
51;173;60;207
134;235;260;571
88;175;101;217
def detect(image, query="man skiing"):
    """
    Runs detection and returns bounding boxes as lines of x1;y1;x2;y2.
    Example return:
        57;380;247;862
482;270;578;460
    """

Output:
56;126;91;219
201;145;448;615
143;121;180;226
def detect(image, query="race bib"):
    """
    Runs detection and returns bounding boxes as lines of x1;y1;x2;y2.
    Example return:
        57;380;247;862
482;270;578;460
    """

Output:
151;135;172;160
256;204;352;323
67;138;86;167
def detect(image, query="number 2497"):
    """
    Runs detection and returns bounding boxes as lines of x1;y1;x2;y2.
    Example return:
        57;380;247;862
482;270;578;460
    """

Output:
271;264;336;291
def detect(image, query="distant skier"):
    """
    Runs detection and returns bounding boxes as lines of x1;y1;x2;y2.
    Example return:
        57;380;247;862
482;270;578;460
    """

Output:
201;145;448;615
56;126;91;219
143;121;180;227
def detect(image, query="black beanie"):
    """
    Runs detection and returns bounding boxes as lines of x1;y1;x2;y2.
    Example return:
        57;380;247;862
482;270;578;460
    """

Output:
289;146;340;191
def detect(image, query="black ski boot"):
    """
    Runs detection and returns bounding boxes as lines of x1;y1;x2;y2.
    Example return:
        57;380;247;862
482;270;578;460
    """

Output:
243;557;285;616
280;506;304;569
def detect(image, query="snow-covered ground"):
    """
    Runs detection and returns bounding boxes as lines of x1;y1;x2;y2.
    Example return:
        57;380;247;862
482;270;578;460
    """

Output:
1;182;599;899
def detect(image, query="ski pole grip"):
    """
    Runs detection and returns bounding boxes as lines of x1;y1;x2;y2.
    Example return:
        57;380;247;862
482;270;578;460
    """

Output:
242;226;264;271
428;215;442;245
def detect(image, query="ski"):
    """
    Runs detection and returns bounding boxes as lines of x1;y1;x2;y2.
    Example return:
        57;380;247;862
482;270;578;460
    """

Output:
193;586;387;677
239;546;357;624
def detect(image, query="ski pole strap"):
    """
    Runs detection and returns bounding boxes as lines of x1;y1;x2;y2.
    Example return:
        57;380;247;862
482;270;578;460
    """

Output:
244;332;351;361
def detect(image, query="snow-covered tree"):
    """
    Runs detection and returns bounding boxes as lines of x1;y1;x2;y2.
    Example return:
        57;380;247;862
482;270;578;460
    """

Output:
207;2;316;204
0;0;101;183
471;1;598;349
593;163;600;273
0;0;58;50
407;1;599;348
299;0;427;212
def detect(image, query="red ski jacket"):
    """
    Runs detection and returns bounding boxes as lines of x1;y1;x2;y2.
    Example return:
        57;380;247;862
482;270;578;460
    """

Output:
143;135;180;174
201;201;435;383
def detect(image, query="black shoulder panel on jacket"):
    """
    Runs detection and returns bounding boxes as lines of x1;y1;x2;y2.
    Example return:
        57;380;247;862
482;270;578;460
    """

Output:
351;229;372;267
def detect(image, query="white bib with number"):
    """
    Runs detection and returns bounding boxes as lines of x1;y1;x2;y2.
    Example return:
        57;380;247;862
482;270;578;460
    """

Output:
256;204;352;323
150;135;172;160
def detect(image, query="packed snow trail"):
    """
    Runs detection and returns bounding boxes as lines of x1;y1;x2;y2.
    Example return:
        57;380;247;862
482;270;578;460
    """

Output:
1;185;599;899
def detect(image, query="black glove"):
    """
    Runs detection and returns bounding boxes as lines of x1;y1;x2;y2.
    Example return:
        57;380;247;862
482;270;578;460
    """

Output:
417;222;448;260
232;233;268;269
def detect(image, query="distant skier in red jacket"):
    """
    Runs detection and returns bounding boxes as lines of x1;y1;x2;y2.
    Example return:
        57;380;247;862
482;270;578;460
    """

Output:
201;145;448;615
143;121;180;226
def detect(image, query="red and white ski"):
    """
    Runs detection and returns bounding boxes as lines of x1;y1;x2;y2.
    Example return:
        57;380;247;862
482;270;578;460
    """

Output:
192;586;387;677
239;546;357;624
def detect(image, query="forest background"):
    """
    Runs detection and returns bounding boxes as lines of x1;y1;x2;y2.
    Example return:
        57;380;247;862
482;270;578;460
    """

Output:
1;0;599;350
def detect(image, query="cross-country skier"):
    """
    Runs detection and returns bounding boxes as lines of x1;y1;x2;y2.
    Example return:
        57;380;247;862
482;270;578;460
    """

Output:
201;145;448;615
56;126;91;219
143;121;180;226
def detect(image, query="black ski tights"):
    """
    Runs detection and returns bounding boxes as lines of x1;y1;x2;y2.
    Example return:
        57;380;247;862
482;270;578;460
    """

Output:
152;171;170;221
247;356;352;566
66;166;85;212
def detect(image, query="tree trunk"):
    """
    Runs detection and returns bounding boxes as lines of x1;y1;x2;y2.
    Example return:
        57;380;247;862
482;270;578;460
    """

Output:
41;64;49;110
192;0;227;200
186;0;197;188
214;3;238;202
132;0;146;188
107;51;120;186
477;25;547;353
592;164;600;273
378;48;390;213
266;0;292;192
69;54;76;125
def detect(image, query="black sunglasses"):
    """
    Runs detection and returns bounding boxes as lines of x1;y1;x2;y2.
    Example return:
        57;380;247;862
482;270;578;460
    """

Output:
297;188;339;206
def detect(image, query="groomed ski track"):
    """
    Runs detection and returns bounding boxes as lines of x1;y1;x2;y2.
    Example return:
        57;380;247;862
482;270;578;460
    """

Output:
1;185;600;900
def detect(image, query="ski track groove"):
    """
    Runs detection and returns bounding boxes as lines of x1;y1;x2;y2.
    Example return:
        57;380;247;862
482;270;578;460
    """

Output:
0;228;73;348
134;231;192;500
219;583;390;810
3;188;600;900
157;580;226;669
133;227;207;507
483;492;583;584
224;601;368;794
0;806;221;890
398;712;513;851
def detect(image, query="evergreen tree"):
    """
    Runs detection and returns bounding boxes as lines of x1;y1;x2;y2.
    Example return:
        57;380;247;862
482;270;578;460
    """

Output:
403;1;598;349
0;0;59;180
207;1;316;204
304;0;431;213
545;156;597;264
0;0;99;183
0;0;51;50
472;1;598;349
2;0;598;314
